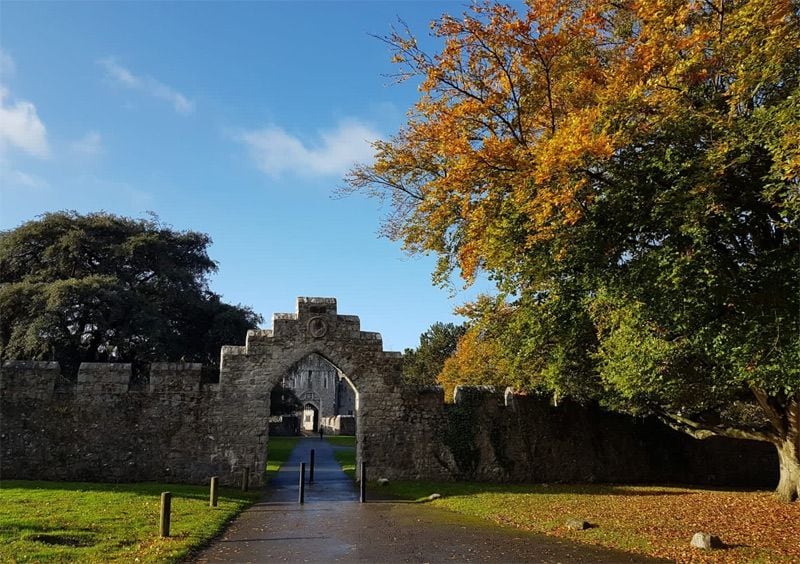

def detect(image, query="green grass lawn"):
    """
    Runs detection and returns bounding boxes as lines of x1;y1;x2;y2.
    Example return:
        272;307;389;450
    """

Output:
325;435;356;479
0;480;259;563
1;438;300;562
266;436;300;480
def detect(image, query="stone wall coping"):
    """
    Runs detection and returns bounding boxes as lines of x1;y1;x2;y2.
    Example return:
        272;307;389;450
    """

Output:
384;351;403;358
150;362;203;371
359;331;382;340
79;363;132;371
408;385;444;393
273;312;297;320
298;297;337;305
453;385;503;404
1;360;217;373
1;360;60;369
247;329;273;338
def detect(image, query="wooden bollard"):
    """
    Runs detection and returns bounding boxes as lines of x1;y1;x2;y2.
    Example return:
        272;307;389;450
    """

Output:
242;467;250;492
359;461;366;503
299;462;306;504
159;492;171;537
309;449;315;483
209;476;218;507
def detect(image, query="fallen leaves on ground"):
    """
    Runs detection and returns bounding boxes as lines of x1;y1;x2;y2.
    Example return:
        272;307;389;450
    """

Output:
477;485;800;563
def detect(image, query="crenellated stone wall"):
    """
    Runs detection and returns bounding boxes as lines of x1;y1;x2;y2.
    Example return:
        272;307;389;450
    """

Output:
320;415;356;435
1;297;411;486
426;385;777;487
0;297;776;489
1;360;225;484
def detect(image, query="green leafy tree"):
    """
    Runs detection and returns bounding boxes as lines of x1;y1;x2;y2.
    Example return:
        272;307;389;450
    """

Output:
0;211;262;377
347;0;800;500
403;321;467;385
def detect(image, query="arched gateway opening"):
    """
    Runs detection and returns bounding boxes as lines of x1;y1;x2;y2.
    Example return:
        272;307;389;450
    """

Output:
216;297;404;487
275;353;357;436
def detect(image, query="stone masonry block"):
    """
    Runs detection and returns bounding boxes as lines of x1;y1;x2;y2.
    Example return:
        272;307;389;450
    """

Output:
297;296;337;318
246;329;273;348
76;363;131;395
0;360;59;401
150;362;202;393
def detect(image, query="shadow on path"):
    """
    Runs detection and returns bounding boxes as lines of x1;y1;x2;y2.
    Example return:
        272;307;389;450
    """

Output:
192;437;665;563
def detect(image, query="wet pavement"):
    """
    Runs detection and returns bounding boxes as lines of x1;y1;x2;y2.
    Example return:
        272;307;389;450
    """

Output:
262;436;359;504
192;438;665;563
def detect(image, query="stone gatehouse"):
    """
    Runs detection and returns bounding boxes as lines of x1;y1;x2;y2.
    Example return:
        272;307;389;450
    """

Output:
1;296;775;489
282;353;356;433
1;298;449;486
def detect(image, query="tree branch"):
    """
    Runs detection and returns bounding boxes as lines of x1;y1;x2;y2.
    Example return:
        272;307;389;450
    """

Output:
656;409;776;443
751;386;787;438
473;34;526;146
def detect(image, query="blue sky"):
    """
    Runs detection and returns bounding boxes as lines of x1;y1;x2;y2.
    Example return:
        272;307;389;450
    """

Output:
0;1;495;351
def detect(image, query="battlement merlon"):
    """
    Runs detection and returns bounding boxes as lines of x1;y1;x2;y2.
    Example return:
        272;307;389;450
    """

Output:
270;297;338;329
359;331;382;342
245;329;273;349
297;296;337;318
0;360;59;401
268;298;365;339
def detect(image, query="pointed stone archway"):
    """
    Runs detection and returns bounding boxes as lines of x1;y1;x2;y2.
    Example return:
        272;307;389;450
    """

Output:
214;297;405;486
301;401;320;432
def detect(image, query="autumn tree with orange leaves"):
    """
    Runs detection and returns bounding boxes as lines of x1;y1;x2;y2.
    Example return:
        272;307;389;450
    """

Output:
346;0;800;501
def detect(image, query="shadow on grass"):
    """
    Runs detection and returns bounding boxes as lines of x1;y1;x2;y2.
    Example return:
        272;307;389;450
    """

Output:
366;480;771;503
0;524;101;538
26;532;98;547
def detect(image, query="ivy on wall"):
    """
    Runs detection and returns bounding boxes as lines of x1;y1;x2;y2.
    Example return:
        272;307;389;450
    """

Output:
441;391;483;477
489;421;514;473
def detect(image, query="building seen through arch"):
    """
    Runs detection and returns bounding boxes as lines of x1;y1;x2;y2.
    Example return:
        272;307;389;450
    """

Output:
282;353;356;433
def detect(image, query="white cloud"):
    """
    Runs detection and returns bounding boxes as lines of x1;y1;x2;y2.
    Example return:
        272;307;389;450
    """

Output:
70;130;103;157
236;120;379;178
0;166;49;191
99;58;194;115
0;49;15;79
0;86;50;158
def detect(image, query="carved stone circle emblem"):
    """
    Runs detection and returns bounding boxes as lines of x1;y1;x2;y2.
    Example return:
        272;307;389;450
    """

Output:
308;316;328;338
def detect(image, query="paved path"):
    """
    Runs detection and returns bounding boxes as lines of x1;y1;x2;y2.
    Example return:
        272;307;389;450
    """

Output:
193;438;663;563
262;436;359;504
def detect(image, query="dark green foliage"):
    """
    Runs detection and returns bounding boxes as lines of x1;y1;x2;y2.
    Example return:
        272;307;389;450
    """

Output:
403;321;466;385
0;211;262;377
495;105;800;422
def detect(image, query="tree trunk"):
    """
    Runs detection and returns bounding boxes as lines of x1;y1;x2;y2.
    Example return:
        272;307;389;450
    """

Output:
775;435;800;503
